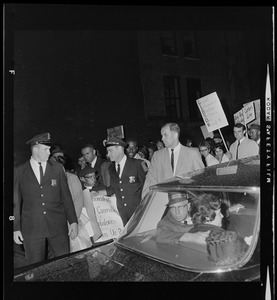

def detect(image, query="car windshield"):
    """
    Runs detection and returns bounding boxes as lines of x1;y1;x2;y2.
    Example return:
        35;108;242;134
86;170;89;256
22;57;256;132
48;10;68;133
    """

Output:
116;159;260;273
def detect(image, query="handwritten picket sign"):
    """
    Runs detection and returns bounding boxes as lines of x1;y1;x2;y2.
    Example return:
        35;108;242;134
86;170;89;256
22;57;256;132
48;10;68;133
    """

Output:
200;124;213;139
91;195;124;242
107;125;124;139
243;102;256;124
196;92;228;132
234;108;244;124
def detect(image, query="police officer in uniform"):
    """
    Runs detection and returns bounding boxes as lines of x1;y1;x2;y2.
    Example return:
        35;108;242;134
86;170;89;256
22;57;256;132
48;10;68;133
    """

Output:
94;136;147;226
13;133;78;265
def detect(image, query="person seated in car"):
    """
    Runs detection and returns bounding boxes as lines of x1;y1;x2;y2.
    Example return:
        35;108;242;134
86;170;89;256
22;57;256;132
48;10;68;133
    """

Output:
156;192;210;245
189;193;249;266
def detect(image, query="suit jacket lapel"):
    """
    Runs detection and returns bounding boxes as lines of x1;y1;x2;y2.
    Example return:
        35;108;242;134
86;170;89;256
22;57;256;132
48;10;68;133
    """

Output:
25;161;39;184
41;161;52;185
175;146;186;175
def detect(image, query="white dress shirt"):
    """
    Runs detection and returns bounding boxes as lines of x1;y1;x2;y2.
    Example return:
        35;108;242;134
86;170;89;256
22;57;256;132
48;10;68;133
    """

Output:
30;157;46;183
116;154;127;177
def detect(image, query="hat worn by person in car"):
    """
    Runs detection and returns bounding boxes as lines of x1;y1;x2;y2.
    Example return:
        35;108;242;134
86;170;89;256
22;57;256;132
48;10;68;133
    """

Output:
26;132;51;146
104;136;127;148
79;165;97;178
248;124;260;131
167;192;189;206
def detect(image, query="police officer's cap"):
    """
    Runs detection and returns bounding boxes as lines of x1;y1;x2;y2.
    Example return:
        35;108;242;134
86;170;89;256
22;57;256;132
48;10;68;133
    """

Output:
104;136;127;148
26;133;51;146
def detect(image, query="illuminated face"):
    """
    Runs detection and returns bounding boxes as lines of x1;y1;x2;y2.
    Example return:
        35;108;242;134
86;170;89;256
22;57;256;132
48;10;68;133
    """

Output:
199;147;210;158
34;144;51;162
161;126;178;149
169;201;189;222
83;172;97;187
233;127;245;141
107;145;123;162
208;209;223;227
81;147;96;164
126;141;138;158
248;129;260;142
214;147;223;159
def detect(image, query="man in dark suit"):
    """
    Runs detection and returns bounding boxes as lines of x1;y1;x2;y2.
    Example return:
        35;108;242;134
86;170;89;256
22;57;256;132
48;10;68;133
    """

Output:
13;133;78;265
81;143;106;185
93;137;147;226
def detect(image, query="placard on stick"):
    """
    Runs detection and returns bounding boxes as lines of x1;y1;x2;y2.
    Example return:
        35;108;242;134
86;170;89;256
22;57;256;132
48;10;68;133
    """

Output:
196;92;228;132
107;125;124;139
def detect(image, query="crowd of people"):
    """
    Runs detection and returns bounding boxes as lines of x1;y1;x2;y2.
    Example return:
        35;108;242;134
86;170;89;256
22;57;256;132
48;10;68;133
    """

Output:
13;121;260;267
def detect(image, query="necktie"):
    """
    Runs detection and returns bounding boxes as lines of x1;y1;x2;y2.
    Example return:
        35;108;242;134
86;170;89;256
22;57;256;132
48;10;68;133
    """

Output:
171;149;174;172
236;140;240;159
117;163;120;177
38;162;43;184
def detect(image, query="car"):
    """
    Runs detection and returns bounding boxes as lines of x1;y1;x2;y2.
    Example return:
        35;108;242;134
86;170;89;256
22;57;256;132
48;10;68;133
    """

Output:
13;156;260;282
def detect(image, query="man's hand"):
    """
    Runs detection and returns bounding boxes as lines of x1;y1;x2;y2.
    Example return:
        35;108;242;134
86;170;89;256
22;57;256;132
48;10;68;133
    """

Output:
14;230;24;244
229;203;245;213
69;222;78;239
179;230;210;244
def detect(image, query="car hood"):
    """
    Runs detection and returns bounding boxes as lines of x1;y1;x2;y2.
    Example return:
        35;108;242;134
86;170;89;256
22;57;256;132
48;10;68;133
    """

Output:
14;239;260;282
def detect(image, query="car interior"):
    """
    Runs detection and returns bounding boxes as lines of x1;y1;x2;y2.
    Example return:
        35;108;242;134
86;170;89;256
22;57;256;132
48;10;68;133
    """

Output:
118;189;260;272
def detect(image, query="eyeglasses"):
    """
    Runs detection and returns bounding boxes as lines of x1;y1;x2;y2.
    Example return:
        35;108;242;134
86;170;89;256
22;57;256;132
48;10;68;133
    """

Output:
170;203;189;212
84;175;96;179
199;148;209;152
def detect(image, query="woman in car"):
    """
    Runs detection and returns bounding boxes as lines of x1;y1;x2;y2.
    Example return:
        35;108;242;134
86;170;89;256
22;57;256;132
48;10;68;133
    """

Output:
189;193;249;266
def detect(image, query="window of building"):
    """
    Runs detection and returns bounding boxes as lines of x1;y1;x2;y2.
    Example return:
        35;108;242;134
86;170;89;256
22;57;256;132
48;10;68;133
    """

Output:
164;76;182;119
160;31;177;56
183;31;198;59
186;78;202;120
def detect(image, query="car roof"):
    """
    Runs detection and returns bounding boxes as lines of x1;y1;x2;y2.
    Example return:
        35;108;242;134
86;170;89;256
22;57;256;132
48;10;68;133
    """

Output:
149;156;260;192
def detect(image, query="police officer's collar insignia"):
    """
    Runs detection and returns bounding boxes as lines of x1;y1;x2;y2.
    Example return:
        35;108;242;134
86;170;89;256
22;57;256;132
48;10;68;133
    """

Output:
129;176;136;183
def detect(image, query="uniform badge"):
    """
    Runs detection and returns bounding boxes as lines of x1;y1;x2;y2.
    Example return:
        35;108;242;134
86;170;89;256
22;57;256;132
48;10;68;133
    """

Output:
51;179;57;186
129;176;136;183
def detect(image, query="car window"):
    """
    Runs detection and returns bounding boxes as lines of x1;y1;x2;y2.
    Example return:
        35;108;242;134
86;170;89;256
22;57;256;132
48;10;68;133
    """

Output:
117;188;260;273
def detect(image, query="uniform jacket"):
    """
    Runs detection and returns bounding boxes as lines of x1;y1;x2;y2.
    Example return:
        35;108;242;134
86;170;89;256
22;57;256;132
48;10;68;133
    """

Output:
106;158;146;225
14;159;78;238
229;137;259;160
142;145;204;198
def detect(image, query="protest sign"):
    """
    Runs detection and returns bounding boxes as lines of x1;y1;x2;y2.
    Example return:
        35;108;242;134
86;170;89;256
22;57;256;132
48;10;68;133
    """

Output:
234;108;244;124
200;124;214;139
91;195;124;242
243;102;256;124
107;125;124;139
196;92;228;132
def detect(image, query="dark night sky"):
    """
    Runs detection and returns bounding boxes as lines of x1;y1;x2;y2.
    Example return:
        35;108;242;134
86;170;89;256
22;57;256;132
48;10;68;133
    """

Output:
5;5;273;164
